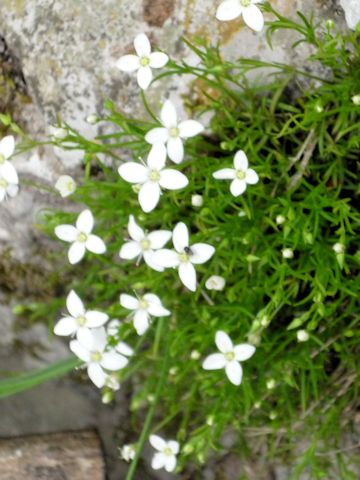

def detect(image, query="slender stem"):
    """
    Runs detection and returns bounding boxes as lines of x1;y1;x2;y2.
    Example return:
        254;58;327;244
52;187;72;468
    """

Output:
125;317;169;480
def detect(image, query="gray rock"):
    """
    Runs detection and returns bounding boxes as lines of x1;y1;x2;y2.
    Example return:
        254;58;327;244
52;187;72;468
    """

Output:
340;0;360;29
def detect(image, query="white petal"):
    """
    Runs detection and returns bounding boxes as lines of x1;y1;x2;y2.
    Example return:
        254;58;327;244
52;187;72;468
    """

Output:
138;181;161;212
213;168;236;180
151;249;180;268
68;241;86;264
85;310;109;328
137;66;152;90
234;344;256;361
128;215;144;241
7;183;19;198
67;290;85;317
178;120;204;138
115;54;140;72
76;209;94;234
164;455;176;472
119;241;142;259
167;137;184;164
134;33;151;57
190;243;215;264
151;452;166;470
116;341;134;357
168;441;180;455
233;150;248;170
54;316;78;336
91;327;108;351
55;224;78;242
245;168;259;185
225;361;243;385
146;300;170;317
0;188;5;202
230;178;247;197
101;351;128;370
86;234;106;254
172;222;189;252
0;135;15;158
143;251;165;272
0;161;18;183
242;4;264;32
216;0;242;21
149;51;169;68
145;127;169;145
159;169;188;190
149;435;166;451
215;331;233;353
134;309;150;335
76;327;95;349
120;293;139;311
118;162;148;184
88;363;106;388
202;353;226;370
70;339;91;363
161;100;177;128
146;143;167;170
179;262;197;291
147;230;172;249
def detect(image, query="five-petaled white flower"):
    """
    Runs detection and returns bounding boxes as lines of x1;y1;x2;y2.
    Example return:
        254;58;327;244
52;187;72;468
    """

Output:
55;175;77;198
115;33;169;90
0;136;18;189
213;150;259;197
216;0;264;32
145;100;204;164
149;434;179;473
119;215;171;272
118;143;188;212
152;222;215;292
55;209;106;264
70;327;130;388
54;290;109;346
202;330;255;385
120;292;170;335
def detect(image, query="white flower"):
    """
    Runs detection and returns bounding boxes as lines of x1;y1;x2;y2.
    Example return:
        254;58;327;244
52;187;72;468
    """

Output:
120;444;136;462
70;327;129;388
202;330;255;385
149;435;179;473
107;319;121;337
213;150;259;197
118;143;188;213
55;209;106;264
119;215;171;272
216;0;264;32
205;275;226;291
55;175;77;198
333;242;345;254
120;292;170;335
152;222;215;292
297;330;309;342
104;373;121;391
191;194;203;207
54;290;109;346
116;33;168;90
0;136;18;188
145;100;204;164
282;248;294;259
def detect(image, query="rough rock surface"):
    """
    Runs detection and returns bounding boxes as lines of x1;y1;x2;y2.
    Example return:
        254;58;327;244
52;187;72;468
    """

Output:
340;0;360;29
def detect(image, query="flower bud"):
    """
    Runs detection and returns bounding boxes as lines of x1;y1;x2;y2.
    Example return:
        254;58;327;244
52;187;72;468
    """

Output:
86;114;98;124
352;94;360;106
297;330;309;342
276;214;285;225
266;378;276;390
205;275;226;291
282;248;294;259
50;126;68;140
332;242;345;254
190;350;201;360
191;194;203;207
120;444;136;462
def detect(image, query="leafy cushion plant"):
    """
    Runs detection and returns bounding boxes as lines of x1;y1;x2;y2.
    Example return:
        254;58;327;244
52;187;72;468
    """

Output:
1;3;360;479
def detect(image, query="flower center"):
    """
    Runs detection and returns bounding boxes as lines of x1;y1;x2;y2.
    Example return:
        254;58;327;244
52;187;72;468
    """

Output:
91;351;102;362
149;169;161;182
140;238;151;251
140;56;150;67
178;251;189;263
77;232;88;243
236;170;246;180
0;154;5;164
67;181;74;191
77;315;87;326
163;447;173;457
0;178;8;188
169;127;180;138
139;298;149;310
225;351;235;362
240;0;251;7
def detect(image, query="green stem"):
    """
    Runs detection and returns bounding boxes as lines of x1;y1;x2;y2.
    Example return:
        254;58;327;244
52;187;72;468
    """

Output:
125;317;169;480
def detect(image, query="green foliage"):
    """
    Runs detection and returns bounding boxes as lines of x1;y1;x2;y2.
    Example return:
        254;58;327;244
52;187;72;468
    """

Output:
16;8;360;480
